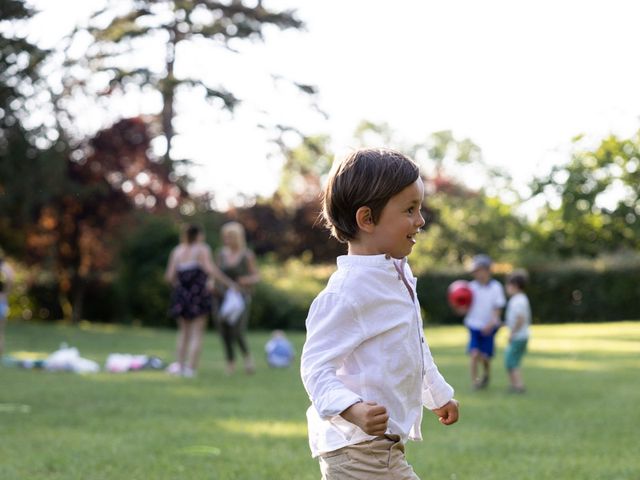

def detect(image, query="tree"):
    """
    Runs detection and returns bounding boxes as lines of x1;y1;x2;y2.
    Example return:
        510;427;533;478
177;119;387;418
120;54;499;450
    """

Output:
0;0;56;255
25;117;184;322
274;134;333;208
62;0;310;165
528;131;640;257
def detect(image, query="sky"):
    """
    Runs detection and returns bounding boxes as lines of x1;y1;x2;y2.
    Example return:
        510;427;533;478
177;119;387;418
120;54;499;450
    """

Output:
26;0;640;209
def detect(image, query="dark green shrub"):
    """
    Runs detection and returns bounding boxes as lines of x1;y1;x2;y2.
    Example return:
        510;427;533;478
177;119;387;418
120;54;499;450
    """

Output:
415;259;640;324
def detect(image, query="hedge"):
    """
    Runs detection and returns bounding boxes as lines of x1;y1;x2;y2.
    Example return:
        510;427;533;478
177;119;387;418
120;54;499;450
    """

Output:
17;257;640;328
417;264;640;325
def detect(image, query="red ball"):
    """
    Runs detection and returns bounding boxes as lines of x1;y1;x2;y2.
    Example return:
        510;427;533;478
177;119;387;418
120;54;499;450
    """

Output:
447;280;473;309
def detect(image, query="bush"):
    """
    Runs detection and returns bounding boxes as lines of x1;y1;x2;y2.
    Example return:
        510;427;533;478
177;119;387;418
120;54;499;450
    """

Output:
116;214;179;326
248;255;333;330
416;257;640;324
524;263;640;323
248;254;640;329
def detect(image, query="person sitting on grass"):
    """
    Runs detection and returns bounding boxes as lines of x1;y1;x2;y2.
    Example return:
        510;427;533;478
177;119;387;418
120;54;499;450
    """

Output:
301;148;459;479
265;329;295;368
504;270;531;393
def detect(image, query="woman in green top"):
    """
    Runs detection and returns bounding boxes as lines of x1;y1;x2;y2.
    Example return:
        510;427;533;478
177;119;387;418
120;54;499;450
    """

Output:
215;222;261;374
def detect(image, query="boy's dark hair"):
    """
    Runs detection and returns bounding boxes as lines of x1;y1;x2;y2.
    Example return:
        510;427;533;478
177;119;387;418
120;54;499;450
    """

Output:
507;270;528;291
322;148;420;243
185;224;201;244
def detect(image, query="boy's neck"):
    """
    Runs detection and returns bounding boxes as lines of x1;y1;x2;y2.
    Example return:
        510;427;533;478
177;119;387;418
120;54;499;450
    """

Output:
347;243;401;259
348;239;384;257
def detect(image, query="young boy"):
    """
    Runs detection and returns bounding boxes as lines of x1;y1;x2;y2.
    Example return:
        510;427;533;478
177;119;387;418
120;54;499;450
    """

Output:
504;270;531;393
464;254;506;390
300;148;459;479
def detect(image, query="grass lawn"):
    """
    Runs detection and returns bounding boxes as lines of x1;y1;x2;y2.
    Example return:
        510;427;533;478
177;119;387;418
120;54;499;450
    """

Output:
1;320;639;480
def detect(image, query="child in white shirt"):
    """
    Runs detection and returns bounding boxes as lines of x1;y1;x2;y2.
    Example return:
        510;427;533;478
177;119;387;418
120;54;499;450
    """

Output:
504;270;531;393
464;254;506;390
300;148;459;479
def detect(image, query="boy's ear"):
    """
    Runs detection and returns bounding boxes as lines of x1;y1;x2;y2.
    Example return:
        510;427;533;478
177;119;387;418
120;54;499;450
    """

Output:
355;206;375;233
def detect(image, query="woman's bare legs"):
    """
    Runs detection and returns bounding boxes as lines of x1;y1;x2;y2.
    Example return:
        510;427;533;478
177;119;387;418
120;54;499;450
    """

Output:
176;318;189;369
185;315;207;374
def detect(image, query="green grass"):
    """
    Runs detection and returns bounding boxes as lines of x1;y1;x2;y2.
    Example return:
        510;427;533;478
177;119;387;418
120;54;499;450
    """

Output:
1;321;639;480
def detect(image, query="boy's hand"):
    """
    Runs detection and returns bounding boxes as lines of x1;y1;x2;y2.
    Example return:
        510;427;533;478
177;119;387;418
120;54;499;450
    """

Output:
340;401;389;436
431;399;459;426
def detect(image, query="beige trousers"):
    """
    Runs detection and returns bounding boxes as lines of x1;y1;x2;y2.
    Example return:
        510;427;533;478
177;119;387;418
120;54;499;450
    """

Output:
318;435;420;480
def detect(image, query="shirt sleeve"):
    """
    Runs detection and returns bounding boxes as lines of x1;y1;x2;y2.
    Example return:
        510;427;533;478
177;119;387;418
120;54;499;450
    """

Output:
493;281;506;309
421;340;455;410
300;293;365;420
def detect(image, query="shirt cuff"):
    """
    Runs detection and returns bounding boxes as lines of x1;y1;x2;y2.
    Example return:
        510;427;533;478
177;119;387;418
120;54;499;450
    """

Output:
422;381;455;410
315;390;363;420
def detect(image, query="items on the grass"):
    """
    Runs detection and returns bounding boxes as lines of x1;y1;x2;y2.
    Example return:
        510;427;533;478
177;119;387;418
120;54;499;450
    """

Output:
2;345;164;374
1;351;48;369
45;345;100;374
105;353;164;372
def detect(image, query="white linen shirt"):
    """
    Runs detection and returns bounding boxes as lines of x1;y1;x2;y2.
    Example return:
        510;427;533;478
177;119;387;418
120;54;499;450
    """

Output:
300;254;454;458
464;279;506;330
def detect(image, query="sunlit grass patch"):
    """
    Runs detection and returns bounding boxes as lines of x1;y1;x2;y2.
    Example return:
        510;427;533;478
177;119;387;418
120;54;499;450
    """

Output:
0;403;32;414
2;320;639;479
216;418;308;438
178;445;222;457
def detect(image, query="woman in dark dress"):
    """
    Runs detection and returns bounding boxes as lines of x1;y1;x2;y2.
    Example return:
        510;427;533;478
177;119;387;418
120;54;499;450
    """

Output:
214;222;261;375
165;225;235;377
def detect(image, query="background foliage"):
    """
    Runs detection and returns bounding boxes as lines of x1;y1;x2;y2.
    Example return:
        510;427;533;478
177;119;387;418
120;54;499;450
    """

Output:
1;0;639;327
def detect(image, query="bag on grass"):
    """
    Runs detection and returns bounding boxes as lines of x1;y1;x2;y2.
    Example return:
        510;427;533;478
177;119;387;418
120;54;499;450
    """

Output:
219;289;245;325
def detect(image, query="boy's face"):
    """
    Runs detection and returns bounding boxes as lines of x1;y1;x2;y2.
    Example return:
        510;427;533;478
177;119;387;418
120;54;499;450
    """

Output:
472;267;491;284
370;178;426;259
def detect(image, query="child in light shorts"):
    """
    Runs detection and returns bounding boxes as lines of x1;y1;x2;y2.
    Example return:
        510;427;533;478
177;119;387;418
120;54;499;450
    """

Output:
504;270;531;393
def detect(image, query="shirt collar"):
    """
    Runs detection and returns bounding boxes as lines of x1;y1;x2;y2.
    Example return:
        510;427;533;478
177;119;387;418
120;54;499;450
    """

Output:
337;254;404;271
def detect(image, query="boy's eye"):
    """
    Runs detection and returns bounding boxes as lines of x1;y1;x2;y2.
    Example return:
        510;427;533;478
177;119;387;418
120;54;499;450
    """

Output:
407;207;414;214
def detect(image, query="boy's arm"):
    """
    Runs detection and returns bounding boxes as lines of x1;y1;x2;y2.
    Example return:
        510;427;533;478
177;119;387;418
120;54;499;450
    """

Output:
509;313;526;341
421;338;455;411
422;341;460;425
300;293;366;420
482;282;505;334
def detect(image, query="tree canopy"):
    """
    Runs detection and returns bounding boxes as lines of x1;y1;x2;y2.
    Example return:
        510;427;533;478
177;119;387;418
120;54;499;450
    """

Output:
62;0;310;164
528;131;640;257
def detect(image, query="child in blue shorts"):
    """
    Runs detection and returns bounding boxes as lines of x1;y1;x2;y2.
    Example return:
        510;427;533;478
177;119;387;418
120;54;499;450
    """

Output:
504;270;531;393
463;254;505;390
